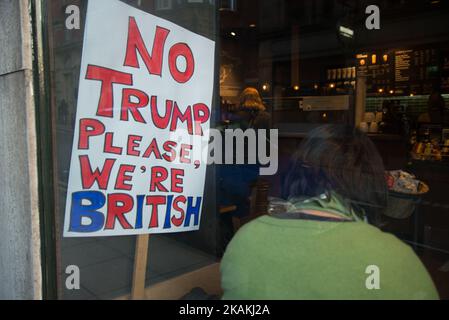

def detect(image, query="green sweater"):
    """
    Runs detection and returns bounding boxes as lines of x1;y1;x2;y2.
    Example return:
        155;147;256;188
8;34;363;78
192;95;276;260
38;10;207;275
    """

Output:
221;215;439;300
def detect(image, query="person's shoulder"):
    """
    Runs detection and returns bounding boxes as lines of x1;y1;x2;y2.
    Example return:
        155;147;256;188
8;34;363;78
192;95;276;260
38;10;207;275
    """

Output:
346;222;433;273
220;218;268;270
346;222;411;248
335;222;421;262
339;222;438;299
224;216;274;250
232;216;270;238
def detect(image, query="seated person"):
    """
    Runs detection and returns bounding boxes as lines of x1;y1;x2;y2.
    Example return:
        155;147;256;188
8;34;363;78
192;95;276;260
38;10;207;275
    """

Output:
217;88;271;255
218;87;271;217
220;124;439;300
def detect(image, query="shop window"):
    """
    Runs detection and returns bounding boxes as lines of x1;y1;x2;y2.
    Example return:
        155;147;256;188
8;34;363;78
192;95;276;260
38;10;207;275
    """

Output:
46;0;219;300
40;0;449;300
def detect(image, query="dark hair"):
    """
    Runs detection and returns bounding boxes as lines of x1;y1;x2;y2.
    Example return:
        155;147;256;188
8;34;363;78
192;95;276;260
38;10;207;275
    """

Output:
283;125;387;223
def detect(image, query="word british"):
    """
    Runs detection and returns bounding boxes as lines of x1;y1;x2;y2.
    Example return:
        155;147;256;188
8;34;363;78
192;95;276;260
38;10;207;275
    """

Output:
70;191;201;233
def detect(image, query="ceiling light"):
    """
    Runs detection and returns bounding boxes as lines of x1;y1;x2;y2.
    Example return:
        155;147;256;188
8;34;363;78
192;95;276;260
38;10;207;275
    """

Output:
339;25;354;39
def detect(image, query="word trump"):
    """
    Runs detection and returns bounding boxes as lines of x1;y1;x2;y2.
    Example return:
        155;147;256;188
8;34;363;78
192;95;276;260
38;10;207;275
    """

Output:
84;64;210;135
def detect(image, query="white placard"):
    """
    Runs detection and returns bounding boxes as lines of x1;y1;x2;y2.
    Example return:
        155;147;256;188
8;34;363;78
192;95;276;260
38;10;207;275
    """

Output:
63;0;215;237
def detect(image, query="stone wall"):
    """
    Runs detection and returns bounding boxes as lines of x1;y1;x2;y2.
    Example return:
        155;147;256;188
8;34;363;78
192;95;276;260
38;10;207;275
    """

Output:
0;0;42;299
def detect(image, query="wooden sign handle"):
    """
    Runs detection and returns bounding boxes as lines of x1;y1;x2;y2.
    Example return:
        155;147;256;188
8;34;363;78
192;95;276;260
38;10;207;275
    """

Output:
131;234;150;300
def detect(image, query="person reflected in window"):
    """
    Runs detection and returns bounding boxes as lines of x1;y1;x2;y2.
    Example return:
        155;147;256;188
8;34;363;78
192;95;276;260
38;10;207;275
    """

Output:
221;124;439;300
234;87;271;130
418;87;445;124
218;87;271;255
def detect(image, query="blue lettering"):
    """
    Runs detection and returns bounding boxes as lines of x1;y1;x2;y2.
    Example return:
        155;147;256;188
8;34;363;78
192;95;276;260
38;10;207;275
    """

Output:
69;191;105;233
184;197;202;227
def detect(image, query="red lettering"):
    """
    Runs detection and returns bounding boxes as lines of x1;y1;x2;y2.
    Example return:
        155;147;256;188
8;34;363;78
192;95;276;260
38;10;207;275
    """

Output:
150;167;169;192
124;17;170;77
162;141;177;162
127;135;142;156
171;196;186;227
171;105;193;134
142;138;162;159
146;196;166;228
79;119;105;149
105;194;134;230
180;144;192;164
79;156;116;190
115;165;135;191
104;132;123;155
150;96;173;130
171;169;184;193
150;98;207;136
193;103;210;136
168;43;195;83
121;88;149;123
85;65;133;118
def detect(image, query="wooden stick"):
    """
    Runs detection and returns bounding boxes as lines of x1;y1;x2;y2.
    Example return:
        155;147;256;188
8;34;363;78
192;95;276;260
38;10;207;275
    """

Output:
131;234;150;300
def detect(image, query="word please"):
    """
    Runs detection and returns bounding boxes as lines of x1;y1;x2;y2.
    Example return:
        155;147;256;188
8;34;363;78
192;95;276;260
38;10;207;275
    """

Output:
79;119;196;164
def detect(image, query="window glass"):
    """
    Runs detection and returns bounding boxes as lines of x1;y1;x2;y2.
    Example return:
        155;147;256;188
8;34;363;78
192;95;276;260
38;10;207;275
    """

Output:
219;0;449;299
46;0;449;300
48;0;218;300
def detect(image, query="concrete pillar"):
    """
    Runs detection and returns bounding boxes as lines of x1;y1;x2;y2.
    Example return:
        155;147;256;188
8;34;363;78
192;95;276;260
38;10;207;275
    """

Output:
0;0;42;299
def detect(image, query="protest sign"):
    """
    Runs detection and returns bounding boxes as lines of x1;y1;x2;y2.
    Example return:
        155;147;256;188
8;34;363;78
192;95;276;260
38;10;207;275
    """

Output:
63;0;215;237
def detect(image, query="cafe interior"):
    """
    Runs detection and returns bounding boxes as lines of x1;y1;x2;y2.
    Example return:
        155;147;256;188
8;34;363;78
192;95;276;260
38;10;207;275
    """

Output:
217;0;449;299
50;0;449;299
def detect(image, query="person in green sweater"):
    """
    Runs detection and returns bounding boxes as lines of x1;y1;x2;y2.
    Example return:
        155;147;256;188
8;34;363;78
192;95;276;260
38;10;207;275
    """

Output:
220;125;439;300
